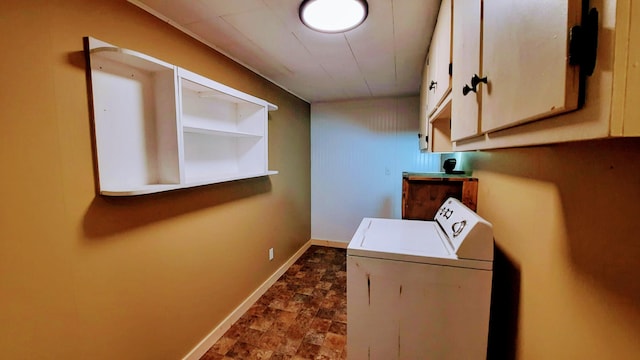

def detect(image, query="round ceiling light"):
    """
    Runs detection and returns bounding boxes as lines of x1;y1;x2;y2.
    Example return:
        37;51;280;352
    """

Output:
299;0;369;33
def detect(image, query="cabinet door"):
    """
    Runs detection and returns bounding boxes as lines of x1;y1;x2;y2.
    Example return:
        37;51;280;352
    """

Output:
481;0;581;132
425;50;439;117
419;57;430;150
450;0;482;141
430;0;452;111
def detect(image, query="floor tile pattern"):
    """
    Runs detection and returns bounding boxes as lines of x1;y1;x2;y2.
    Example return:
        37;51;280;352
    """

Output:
200;246;347;360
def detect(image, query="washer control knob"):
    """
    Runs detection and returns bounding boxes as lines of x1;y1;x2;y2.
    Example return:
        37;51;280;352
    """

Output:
452;220;467;237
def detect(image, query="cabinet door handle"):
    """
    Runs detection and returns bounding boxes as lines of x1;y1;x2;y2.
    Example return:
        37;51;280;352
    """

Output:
462;84;474;96
429;80;437;91
462;74;488;96
471;74;488;88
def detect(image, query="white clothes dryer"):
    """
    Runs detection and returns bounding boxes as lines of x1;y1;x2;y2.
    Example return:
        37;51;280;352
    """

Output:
347;197;494;360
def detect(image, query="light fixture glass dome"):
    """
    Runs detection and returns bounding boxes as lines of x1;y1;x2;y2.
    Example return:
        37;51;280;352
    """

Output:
299;0;369;33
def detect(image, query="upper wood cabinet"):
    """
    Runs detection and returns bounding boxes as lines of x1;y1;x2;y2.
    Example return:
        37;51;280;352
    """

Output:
426;0;452;118
453;0;640;150
419;59;430;150
419;0;453;152
480;0;581;133
615;0;640;136
450;0;482;141
452;0;582;142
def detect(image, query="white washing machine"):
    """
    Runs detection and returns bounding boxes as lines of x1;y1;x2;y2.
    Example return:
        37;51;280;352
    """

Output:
347;197;494;360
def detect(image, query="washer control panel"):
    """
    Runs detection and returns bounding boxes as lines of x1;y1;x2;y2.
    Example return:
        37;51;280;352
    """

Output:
434;198;493;259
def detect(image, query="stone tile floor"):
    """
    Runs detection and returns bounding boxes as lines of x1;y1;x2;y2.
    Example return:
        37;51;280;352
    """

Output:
200;246;347;360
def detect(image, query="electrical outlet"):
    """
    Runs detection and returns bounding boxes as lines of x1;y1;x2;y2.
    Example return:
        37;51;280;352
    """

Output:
269;248;274;261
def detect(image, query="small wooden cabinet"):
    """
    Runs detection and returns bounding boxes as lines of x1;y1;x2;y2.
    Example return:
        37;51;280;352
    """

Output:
402;173;478;220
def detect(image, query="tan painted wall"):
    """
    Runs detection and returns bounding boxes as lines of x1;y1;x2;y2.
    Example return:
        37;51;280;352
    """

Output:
0;0;310;359
465;138;640;359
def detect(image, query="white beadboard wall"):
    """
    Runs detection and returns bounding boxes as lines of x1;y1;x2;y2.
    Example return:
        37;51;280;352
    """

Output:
311;97;443;243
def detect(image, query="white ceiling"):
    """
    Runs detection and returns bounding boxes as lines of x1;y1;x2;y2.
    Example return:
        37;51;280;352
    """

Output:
128;0;441;103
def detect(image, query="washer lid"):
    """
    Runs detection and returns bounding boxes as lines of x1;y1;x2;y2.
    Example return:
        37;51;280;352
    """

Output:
352;218;452;257
347;218;492;270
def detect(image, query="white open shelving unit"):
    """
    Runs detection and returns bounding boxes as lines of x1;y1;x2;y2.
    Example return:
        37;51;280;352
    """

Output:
84;37;278;196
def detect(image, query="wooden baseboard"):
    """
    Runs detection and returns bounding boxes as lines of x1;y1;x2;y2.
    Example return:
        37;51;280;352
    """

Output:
309;238;349;249
182;240;313;360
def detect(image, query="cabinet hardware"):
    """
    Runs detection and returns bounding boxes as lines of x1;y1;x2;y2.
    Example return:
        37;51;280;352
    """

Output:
569;1;598;108
462;74;488;96
569;4;598;75
429;80;437;91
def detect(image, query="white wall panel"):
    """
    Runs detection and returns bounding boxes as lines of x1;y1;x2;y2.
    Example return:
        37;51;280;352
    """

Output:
311;97;441;243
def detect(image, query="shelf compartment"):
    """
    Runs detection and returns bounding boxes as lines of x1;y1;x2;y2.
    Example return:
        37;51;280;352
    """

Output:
178;67;272;187
85;37;180;194
180;78;266;136
182;132;266;184
428;93;453;153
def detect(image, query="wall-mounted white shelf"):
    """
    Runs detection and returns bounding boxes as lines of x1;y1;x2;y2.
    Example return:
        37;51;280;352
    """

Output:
84;37;278;196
